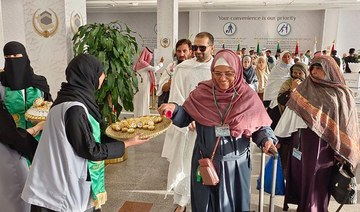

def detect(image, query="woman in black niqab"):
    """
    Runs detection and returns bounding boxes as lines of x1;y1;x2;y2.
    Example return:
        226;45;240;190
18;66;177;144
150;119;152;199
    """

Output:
53;54;103;122
0;41;52;100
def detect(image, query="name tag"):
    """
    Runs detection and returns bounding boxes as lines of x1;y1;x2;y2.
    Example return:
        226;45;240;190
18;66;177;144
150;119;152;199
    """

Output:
292;148;302;160
215;125;230;137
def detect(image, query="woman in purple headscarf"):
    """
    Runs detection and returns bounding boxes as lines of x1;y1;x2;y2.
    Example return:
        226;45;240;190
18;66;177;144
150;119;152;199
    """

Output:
275;55;360;211
159;49;277;212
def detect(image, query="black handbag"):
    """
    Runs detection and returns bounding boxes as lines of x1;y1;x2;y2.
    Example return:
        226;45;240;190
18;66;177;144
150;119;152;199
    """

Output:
157;91;170;107
329;162;357;211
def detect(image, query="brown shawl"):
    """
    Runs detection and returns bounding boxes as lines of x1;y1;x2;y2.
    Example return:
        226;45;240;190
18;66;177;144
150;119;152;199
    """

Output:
287;55;360;170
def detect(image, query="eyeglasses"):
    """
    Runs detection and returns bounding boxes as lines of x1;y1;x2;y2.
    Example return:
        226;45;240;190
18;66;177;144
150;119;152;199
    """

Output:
212;71;235;78
192;45;208;52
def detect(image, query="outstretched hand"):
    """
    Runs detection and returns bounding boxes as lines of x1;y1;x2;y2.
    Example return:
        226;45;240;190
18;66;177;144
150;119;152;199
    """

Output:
124;133;150;148
27;121;46;137
158;103;176;117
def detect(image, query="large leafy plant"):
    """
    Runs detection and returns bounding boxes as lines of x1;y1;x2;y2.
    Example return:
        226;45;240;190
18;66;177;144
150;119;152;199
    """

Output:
72;22;139;124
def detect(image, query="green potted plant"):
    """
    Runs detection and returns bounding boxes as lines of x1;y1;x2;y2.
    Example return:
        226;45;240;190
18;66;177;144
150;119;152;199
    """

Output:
72;21;139;126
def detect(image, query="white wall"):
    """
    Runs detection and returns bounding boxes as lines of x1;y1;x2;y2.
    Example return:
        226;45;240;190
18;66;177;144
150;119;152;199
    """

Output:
0;0;4;66
1;0;26;44
200;10;324;53
89;9;360;56
87;12;189;53
336;10;360;56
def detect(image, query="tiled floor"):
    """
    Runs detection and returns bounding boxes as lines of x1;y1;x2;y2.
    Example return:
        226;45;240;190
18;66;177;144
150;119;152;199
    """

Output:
102;113;360;212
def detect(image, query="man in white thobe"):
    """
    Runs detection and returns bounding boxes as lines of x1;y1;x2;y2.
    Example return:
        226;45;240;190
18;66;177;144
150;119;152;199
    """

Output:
161;32;214;212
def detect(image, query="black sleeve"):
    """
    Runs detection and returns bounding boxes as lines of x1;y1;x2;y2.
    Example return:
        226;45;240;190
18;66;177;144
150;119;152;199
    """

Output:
64;106;125;161
277;90;291;106
171;104;194;128
252;126;278;148
0;103;38;162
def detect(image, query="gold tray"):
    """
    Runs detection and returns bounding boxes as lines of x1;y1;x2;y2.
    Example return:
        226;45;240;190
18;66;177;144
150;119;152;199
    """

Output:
25;111;47;123
105;116;172;140
105;149;128;164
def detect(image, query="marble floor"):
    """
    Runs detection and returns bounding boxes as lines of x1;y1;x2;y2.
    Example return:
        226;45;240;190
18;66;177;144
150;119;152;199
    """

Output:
101;113;360;212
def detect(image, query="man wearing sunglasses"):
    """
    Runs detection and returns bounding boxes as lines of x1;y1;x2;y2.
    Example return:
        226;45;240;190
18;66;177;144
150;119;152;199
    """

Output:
161;32;214;212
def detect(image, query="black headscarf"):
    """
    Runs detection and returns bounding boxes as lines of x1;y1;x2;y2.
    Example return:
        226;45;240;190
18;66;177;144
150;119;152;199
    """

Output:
0;41;52;100
0;101;38;161
53;54;103;122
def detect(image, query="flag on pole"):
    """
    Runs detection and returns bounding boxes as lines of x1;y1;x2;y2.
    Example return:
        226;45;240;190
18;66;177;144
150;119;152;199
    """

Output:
313;37;317;56
256;40;260;55
276;40;281;53
331;40;335;52
295;40;299;55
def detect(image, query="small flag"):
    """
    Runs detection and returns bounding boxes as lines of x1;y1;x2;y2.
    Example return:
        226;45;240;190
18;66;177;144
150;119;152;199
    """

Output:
276;40;281;52
256;41;260;55
313;37;317;56
295;40;299;55
237;44;240;51
331;40;335;52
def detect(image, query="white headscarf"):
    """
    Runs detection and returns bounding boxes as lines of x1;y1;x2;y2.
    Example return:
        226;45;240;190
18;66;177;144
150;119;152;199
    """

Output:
263;50;293;107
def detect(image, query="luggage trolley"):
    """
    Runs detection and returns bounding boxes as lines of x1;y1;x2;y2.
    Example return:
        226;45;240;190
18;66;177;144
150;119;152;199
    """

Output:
258;149;279;212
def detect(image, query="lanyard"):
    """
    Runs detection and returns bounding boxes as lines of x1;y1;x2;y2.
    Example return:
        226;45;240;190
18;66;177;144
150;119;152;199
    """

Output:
212;84;236;125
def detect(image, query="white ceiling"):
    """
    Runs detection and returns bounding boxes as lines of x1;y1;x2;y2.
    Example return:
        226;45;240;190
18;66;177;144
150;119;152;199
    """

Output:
86;0;360;13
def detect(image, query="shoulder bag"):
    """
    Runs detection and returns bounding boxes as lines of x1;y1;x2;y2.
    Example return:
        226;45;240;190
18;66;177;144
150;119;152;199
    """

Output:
330;161;357;211
198;137;221;186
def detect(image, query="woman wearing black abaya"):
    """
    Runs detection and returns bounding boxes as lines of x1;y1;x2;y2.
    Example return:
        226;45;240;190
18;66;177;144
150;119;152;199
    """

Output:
22;54;150;212
0;41;51;212
0;101;38;212
0;41;52;138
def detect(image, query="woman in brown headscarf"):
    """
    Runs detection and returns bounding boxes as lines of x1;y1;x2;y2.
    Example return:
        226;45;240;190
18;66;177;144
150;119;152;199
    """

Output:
275;56;360;211
158;49;277;212
255;56;270;100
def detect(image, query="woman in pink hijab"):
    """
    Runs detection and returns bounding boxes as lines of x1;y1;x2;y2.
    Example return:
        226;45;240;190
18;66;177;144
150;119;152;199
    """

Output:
133;47;163;117
158;49;277;212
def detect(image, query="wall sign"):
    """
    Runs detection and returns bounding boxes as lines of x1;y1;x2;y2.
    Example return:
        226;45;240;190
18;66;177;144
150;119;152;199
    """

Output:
160;37;170;48
277;22;291;36
223;22;236;36
32;9;59;38
110;22;123;32
71;11;83;34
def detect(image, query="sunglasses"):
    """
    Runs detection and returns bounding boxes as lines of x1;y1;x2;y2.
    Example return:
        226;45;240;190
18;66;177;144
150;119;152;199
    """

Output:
192;45;208;52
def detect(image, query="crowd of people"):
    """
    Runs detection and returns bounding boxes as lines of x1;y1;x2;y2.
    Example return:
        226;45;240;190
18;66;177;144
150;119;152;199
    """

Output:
0;33;359;212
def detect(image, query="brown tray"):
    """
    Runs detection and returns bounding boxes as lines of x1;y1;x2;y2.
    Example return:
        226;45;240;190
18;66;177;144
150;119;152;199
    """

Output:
25;111;47;123
105;116;172;140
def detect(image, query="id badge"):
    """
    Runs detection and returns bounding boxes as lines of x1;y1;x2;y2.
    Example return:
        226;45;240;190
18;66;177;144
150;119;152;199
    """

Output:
215;125;230;137
292;148;302;160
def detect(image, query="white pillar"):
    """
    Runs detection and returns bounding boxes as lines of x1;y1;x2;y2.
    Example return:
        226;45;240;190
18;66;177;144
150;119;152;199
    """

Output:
0;1;5;66
1;0;27;66
157;0;178;66
189;10;202;41
1;0;86;98
322;9;340;52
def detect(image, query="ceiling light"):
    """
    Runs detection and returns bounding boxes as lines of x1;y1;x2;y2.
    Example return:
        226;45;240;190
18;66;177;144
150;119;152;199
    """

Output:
204;1;213;5
131;2;139;6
